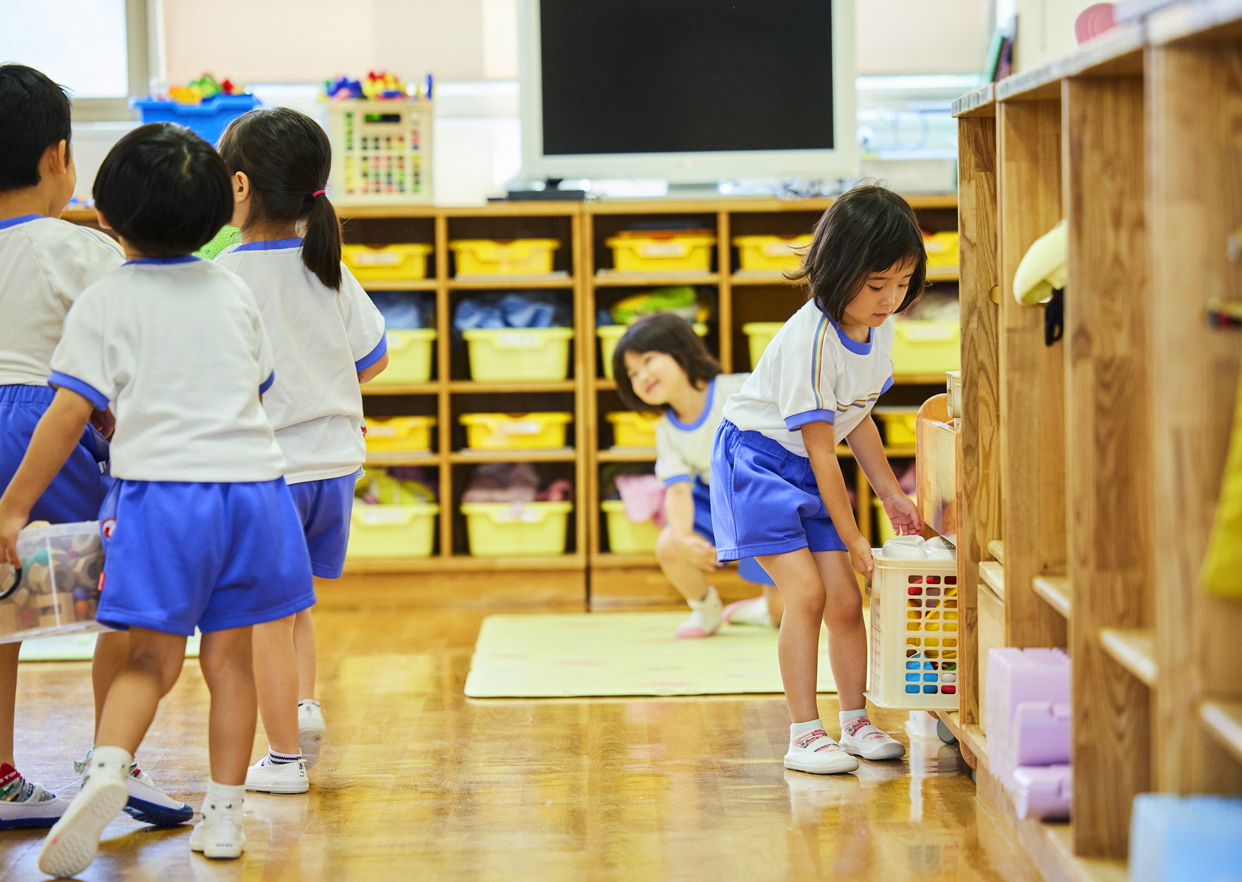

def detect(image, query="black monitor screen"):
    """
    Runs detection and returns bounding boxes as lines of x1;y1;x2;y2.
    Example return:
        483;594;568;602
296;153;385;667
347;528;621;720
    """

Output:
539;0;835;156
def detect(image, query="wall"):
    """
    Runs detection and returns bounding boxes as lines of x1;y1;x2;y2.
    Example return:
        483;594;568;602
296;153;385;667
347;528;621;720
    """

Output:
1012;0;1099;72
856;0;993;75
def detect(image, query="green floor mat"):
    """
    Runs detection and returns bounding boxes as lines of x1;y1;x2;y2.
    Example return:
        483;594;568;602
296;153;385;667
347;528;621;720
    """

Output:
465;612;858;698
16;631;202;662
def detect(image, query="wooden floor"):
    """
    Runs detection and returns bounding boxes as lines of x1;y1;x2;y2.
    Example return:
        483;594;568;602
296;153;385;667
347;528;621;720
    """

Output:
1;576;1039;882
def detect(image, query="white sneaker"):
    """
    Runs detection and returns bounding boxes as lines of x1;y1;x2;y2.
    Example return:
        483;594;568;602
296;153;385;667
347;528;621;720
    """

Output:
245;758;309;794
0;772;69;830
840;716;907;761
721;596;773;627
75;749;193;826
190;795;245;859
674;586;723;639
783;728;859;775
298;700;325;770
38;751;129;878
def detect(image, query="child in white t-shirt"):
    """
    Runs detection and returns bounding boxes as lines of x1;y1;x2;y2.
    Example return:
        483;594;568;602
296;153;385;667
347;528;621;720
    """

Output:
0;122;315;875
612;314;780;638
216;107;388;791
713;185;926;775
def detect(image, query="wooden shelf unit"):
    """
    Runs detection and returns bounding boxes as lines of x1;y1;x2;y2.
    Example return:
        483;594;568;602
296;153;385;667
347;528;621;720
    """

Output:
951;3;1242;875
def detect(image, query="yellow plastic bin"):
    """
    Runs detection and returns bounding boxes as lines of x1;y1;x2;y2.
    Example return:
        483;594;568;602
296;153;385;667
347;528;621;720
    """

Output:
345;502;439;559
342;243;433;282
371;328;436;385
924;231;960;268
462;327;574;382
742;321;785;368
873;407;919;447
601;500;661;554
461;501;573;557
606;411;661;448
605;233;716;273
733;235;812;272
450;239;560;276
460;412;572;449
365;416;436;453
892;320;961;377
598;323;707;380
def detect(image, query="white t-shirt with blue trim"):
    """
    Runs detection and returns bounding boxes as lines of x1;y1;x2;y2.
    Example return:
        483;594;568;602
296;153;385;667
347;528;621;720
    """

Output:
217;239;386;483
655;373;748;487
0;215;124;387
721;299;895;457
49;256;286;483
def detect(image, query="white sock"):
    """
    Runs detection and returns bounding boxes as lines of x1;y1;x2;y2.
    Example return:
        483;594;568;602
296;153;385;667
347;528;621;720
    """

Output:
260;748;300;767
90;745;133;776
206;780;244;806
298;699;320;708
790;718;823;737
839;708;869;727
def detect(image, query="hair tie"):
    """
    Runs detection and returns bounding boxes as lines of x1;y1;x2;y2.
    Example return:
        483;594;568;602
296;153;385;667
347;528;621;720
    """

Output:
311;189;326;198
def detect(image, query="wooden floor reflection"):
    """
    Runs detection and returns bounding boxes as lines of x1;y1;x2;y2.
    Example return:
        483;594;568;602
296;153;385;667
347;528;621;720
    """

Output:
0;578;1038;881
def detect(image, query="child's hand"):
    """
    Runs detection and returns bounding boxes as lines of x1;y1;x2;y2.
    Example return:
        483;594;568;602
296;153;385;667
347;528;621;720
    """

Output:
89;408;115;440
679;534;723;572
882;493;924;536
848;534;874;578
0;500;27;573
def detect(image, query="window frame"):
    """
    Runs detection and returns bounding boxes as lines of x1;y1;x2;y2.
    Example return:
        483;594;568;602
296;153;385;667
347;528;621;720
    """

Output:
68;0;155;122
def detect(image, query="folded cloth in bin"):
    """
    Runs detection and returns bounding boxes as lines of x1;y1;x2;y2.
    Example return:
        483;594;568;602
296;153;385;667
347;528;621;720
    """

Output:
454;293;566;333
369;292;432;329
536;479;573;503
615;473;666;528
461;462;540;503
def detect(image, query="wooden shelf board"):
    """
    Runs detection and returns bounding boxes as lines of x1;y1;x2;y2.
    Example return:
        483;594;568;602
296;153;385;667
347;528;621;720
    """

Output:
926;266;960;283
449;274;573;289
952;83;996;119
979;561;1006;601
591;553;659;569
597;449;657;463
1032;576;1072;620
582;195;957;214
363;383;440;396
595;379;618;390
365;452;440;467
342;553;586;574
338;202;582;219
448;380;576;393
994;21;1144;103
730;271;800;286
835;444;918;459
594;270;719;287
1200;698;1242;765
335;205;439;219
1148;0;1242;46
1099;628;1158;687
987;539;1005;564
449;448;575;464
893;373;951;385
360;279;438;291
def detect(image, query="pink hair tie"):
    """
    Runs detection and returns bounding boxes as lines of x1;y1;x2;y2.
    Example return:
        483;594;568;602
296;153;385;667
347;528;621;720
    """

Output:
311;189;326;198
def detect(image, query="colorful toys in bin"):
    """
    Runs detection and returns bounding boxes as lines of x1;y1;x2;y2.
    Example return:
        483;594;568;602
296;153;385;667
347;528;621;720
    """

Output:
324;72;433;101
166;74;248;105
0;521;105;640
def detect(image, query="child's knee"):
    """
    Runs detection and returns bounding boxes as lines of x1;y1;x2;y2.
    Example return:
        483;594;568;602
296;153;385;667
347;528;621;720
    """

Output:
782;585;826;619
126;640;184;692
655;528;678;565
823;594;864;630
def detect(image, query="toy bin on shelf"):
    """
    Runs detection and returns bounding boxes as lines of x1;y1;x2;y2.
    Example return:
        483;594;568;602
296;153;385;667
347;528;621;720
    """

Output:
326;98;433;205
0;521;106;643
601;500;660;554
371;329;436;385
874;407;920;446
605;232;716;273
345;502;439;559
924;231;960;268
460;413;572;450
365;416;436;453
741;322;785;368
598;323;707;380
892;320;961;376
733;235;812;272
865;550;960;710
132;94;260;146
449;239;560;277
461;501;572;557
342;243;432;282
606;411;660;448
463;328;574;382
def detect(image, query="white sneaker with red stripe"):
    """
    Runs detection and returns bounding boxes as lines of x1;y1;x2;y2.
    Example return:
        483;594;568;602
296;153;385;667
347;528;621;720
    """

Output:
721;596;773;628
839;716;906;761
674;586;722;639
783;729;859;775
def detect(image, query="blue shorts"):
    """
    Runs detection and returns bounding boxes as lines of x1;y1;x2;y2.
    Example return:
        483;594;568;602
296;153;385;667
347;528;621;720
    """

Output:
97;478;315;636
686;477;774;586
710;420;847;561
287;472;358;579
0;385;112;524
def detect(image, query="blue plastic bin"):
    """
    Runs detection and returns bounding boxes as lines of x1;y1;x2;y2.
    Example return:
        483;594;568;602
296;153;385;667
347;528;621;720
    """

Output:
1130;794;1242;882
131;94;260;146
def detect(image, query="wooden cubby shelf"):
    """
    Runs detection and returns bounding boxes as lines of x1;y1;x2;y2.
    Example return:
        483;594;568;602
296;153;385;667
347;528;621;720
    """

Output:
447;381;576;393
448;276;574;289
362;384;439;397
362;279;438;292
1032;577;1072;620
1099;629;1158;688
343;554;587;574
979;562;1005;600
593;271;720;286
365;453;440;468
1200;700;1242;766
448;449;576;464
987;540;1005;564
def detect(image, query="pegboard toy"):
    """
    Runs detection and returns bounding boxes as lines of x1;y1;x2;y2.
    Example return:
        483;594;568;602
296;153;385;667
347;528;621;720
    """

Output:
984;648;1070;792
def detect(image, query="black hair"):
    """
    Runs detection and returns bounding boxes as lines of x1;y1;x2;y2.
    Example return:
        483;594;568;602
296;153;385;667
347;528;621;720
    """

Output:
790;183;927;322
0;64;72;193
612;313;721;413
93;123;233;257
217;107;342;290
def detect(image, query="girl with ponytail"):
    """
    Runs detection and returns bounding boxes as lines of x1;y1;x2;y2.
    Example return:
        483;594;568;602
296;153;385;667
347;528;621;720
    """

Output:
216;108;389;794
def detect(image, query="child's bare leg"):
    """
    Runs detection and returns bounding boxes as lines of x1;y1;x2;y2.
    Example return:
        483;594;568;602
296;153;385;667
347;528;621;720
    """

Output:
292;607;316;702
758;548;825;723
0;642;20;766
91;631;129;739
812;550;867;711
251;617;299;756
762;585;785;626
200;627;256;786
96;628;187;755
655;528;711;601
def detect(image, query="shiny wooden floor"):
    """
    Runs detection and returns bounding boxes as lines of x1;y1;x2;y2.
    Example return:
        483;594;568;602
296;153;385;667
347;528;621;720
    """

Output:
1;576;1039;881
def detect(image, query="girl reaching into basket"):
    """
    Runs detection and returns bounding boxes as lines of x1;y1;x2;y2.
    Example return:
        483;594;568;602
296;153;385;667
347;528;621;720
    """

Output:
709;184;925;775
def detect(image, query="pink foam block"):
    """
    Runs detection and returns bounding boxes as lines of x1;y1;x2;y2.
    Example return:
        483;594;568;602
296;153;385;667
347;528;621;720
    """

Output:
1013;765;1072;820
1013;701;1071;766
984;648;1070;792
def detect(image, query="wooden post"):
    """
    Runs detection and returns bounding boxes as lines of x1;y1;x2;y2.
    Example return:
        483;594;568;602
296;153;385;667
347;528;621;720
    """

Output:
435;213;452;558
1062;75;1153;858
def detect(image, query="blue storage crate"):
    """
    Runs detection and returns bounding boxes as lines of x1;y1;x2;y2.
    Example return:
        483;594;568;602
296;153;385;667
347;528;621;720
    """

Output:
131;94;260;146
1130;794;1242;882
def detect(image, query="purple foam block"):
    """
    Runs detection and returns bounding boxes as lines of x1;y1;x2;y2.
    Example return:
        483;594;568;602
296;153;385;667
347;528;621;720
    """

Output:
984;648;1070;791
1013;701;1071;766
1013;765;1071;820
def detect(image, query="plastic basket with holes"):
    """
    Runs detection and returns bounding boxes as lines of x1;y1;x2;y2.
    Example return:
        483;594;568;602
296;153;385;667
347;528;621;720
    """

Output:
865;546;960;710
